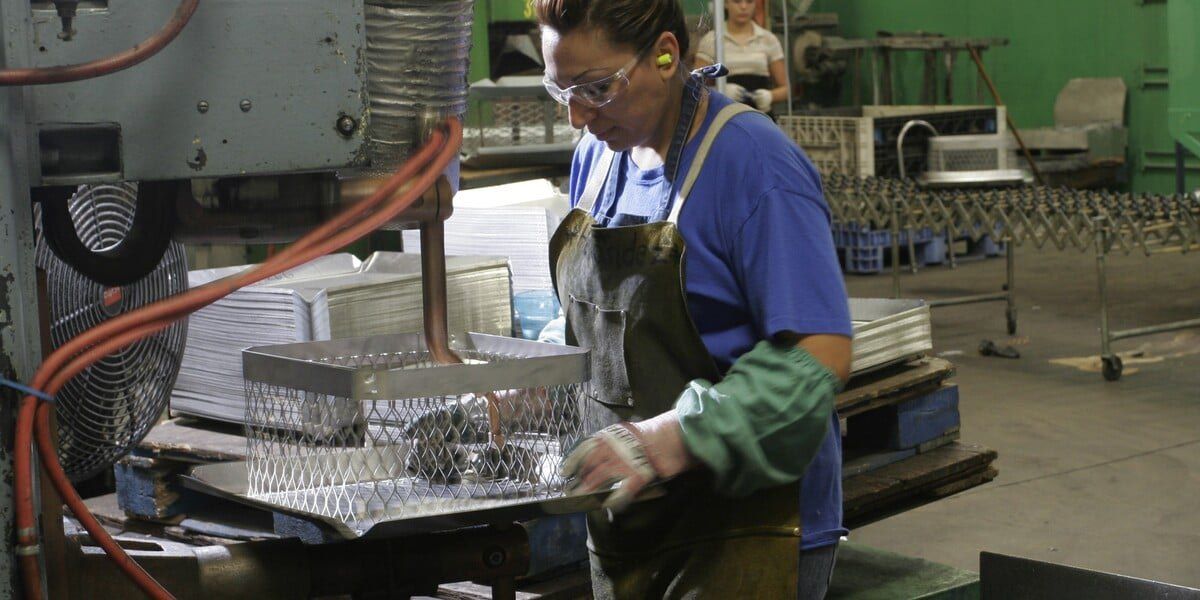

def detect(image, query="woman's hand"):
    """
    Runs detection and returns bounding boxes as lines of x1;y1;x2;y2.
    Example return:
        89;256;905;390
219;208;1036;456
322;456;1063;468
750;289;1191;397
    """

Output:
560;410;695;510
723;82;748;102
751;88;773;112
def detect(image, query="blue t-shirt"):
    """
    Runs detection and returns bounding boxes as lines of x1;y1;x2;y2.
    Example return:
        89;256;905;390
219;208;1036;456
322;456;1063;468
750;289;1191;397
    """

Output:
568;93;852;550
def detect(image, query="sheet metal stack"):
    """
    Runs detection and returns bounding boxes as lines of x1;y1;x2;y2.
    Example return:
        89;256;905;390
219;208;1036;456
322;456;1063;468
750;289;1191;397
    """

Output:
171;252;514;424
402;179;570;294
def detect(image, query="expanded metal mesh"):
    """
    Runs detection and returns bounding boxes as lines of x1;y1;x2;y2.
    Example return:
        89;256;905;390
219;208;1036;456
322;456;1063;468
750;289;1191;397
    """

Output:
927;135;1019;172
823;174;1200;255
244;338;587;535
463;98;579;154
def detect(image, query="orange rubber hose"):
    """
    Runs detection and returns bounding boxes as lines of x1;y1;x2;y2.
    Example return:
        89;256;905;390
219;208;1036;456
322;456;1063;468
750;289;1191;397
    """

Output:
17;118;461;598
0;0;200;86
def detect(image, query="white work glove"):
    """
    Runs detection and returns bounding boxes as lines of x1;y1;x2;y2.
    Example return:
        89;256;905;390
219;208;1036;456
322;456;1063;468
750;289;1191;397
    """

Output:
752;88;774;112
537;315;566;345
560;412;694;511
723;82;748;102
561;424;656;511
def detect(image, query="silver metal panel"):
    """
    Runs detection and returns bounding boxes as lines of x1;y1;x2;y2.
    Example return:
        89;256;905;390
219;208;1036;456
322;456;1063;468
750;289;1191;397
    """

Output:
980;552;1200;600
242;332;591;400
917;169;1030;188
184;459;619;541
849;298;933;374
1053;77;1127;127
25;1;368;183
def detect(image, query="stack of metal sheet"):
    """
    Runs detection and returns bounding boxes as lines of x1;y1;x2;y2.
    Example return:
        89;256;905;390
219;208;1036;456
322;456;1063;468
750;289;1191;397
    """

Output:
850;298;933;374
401;179;569;294
171;253;514;424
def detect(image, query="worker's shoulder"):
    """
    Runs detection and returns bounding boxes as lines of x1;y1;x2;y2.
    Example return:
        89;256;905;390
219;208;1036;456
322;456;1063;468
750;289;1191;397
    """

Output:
707;110;818;187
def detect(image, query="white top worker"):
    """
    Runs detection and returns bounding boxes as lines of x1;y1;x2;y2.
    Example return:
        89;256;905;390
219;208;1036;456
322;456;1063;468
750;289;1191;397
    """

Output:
694;0;790;116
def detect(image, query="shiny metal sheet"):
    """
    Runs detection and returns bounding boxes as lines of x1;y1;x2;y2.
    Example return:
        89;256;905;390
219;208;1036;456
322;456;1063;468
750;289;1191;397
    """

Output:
850;298;934;374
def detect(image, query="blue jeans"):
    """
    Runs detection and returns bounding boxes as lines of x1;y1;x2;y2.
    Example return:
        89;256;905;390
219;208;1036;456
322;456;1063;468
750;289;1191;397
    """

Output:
798;543;839;600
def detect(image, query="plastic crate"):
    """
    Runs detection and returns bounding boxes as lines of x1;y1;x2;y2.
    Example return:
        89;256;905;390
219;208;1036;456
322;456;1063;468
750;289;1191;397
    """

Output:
788;106;1004;179
869;106;1005;178
841;245;885;274
898;227;935;246
778;116;875;179
833;223;891;248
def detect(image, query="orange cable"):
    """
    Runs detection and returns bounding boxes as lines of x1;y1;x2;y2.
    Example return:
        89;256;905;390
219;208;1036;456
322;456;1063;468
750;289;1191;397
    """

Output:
17;119;461;598
0;0;200;86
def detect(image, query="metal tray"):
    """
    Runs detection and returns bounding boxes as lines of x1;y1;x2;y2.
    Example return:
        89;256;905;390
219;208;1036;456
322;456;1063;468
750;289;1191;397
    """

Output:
917;169;1031;188
242;332;589;400
182;460;614;541
190;301;931;540
850;298;933;375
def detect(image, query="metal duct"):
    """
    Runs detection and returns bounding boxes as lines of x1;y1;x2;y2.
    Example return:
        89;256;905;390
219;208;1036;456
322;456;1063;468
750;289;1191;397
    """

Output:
364;0;474;173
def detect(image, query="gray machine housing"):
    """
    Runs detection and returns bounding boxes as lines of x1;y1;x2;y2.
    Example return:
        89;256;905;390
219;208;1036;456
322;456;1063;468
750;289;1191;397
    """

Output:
24;0;371;186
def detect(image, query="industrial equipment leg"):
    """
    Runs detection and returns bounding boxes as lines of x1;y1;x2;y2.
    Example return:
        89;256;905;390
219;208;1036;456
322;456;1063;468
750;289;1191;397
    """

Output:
1005;241;1017;335
0;4;41;595
891;196;902;299
1095;228;1200;381
1095;222;1120;381
902;231;1012;331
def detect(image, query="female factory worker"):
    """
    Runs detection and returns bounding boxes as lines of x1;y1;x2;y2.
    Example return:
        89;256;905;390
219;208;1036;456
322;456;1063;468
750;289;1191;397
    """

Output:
537;0;851;597
694;0;790;114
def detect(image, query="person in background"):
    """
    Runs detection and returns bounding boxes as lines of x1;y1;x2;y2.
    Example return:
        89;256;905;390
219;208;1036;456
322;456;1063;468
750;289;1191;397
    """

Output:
535;0;851;596
694;0;790;115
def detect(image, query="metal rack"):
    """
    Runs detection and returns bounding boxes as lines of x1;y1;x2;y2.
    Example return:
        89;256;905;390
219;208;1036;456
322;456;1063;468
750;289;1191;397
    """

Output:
824;174;1200;380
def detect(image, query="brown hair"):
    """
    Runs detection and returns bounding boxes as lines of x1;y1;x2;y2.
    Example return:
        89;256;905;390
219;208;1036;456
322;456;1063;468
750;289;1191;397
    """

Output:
533;0;690;58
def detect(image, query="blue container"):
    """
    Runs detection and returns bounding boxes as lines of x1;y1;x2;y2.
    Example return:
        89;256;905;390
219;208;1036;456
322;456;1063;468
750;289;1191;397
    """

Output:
513;290;561;341
888;384;961;450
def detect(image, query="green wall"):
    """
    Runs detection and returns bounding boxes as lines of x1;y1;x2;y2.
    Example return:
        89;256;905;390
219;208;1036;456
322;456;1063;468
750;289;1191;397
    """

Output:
810;0;1192;193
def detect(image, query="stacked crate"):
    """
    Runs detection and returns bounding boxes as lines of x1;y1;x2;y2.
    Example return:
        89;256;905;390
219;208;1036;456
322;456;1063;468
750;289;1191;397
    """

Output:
779;105;1005;180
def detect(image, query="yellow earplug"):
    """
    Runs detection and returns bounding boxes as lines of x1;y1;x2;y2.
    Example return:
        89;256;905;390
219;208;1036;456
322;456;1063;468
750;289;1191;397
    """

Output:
656;53;673;67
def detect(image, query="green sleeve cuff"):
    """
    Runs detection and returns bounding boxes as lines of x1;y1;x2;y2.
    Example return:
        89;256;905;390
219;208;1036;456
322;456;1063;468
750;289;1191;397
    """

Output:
675;341;839;497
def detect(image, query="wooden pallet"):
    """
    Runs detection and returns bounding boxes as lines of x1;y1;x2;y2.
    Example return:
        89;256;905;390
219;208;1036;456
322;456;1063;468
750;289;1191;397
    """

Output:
844;442;998;529
837;357;956;418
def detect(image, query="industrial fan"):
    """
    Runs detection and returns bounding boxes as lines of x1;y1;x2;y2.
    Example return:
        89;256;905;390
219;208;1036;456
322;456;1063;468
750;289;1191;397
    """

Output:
35;182;189;481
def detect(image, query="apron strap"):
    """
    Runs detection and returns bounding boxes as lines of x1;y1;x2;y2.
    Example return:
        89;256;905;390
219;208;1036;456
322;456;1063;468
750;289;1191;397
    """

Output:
577;149;617;215
667;103;757;225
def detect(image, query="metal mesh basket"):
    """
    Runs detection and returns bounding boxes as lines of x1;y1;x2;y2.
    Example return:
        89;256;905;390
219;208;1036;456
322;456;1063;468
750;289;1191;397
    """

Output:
462;81;580;168
242;332;589;536
927;134;1020;172
464;98;578;152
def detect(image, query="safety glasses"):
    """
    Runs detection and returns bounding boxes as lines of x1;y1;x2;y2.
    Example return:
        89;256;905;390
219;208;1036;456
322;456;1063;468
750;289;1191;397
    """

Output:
543;48;649;109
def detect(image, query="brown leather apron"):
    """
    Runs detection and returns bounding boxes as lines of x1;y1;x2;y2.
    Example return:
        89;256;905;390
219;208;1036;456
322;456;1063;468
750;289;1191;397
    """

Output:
549;103;802;599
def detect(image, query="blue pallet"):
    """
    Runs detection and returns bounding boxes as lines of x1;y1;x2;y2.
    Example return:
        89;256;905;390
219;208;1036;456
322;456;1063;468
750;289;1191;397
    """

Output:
833;223;890;248
923;234;1006;265
833;223;944;275
841;246;885;274
917;236;947;265
888;384;961;450
898;227;936;246
968;234;1006;257
845;383;961;451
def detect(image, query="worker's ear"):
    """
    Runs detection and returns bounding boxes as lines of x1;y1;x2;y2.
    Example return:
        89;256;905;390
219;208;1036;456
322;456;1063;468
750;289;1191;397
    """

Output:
653;31;681;80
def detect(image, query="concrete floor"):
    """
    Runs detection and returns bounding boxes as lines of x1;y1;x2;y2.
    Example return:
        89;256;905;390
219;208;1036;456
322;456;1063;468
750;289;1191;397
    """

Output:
841;243;1200;588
